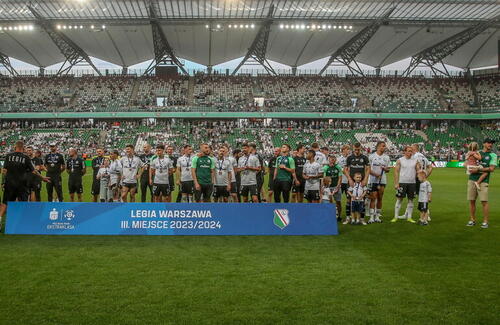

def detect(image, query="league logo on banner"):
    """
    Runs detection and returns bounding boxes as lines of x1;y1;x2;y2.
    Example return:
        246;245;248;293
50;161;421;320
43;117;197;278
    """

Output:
6;202;338;236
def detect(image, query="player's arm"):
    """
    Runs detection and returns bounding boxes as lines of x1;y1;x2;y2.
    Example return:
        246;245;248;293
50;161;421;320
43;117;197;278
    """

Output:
247;158;261;172
485;153;497;173
191;156;200;190
362;157;370;186
176;164;182;185
149;166;155;185
344;166;353;186
394;160;400;189
81;159;86;176
60;155;66;172
65;161;71;175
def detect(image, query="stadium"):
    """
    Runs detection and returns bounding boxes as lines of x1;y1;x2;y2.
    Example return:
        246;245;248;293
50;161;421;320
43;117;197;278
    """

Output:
0;0;499;323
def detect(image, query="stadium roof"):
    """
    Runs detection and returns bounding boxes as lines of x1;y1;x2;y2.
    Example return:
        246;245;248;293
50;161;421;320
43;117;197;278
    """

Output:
0;0;499;70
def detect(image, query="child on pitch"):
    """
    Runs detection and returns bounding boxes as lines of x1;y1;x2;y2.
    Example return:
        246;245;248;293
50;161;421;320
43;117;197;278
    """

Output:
321;177;333;204
348;172;368;225
417;171;432;225
465;142;488;190
96;158;112;202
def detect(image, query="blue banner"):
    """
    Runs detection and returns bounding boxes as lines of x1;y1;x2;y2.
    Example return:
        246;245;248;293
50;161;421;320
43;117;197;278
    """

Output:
5;202;338;236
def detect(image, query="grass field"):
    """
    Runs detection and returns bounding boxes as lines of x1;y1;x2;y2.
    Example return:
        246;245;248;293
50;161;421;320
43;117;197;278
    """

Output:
0;168;498;324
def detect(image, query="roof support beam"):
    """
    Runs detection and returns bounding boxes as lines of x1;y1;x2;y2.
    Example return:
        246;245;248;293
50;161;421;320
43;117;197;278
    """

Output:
319;7;395;76
27;5;101;76
232;4;276;76
0;51;18;76
144;0;188;76
403;15;500;77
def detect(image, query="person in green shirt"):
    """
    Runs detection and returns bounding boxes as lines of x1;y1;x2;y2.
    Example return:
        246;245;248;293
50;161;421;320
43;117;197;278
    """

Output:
191;143;215;203
467;138;497;228
323;155;343;220
273;144;299;203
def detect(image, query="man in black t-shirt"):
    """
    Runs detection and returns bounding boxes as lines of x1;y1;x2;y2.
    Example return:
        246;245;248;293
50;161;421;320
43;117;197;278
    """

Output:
1;141;49;220
139;143;155;202
26;146;44;202
91;148;105;202
292;144;307;203
44;143;65;202
344;142;370;224
66;148;86;202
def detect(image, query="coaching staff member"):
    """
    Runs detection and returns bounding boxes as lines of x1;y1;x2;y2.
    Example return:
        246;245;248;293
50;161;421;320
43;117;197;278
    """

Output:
0;141;50;220
91;148;105;202
45;143;65;202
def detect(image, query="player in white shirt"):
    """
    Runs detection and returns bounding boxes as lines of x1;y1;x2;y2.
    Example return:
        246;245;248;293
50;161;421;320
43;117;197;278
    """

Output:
411;143;433;220
177;145;195;203
225;145;239;203
303;149;323;203
367;141;391;223
337;144;351;223
120;144;145;202
96;158;112;202
311;142;328;166
108;150;122;202
150;145;176;202
392;146;421;223
417;171;432;226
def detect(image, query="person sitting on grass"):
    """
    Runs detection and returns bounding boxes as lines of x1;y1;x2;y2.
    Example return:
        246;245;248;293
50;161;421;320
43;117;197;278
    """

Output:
417;171;432;226
348;172;367;225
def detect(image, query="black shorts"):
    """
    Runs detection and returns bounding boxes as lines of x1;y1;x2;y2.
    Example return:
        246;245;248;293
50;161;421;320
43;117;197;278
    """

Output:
292;179;305;193
267;178;275;192
418;202;429;212
257;173;264;191
169;184;175;192
153;184;171;197
304;190;320;202
194;183;213;201
91;179;100;195
369;183;386;193
181;181;194;194
240;184;258;197
213;185;230;199
123;182;137;189
2;184;29;204
351;200;365;213
415;179;421;193
68;177;83;194
341;183;349;194
230;182;238;194
29;180;41;192
396;183;416;200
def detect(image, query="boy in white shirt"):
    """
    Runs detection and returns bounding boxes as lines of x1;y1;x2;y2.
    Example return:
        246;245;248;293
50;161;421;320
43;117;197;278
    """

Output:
417;171;432;226
348;173;368;225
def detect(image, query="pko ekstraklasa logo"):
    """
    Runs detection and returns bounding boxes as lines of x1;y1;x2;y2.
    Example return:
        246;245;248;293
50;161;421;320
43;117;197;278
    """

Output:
273;209;290;230
47;208;76;230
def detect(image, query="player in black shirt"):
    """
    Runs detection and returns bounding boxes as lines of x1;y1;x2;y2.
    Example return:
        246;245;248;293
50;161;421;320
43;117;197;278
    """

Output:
1;141;49;220
91;148;105;202
25;146;44;202
344;142;370;224
167;145;178;203
66;148;86;202
139;143;155;202
44;143;65;202
266;147;280;203
292;144;307;203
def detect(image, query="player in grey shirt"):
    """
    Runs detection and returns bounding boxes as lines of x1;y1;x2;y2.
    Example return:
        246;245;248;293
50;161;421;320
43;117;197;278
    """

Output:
213;147;233;202
236;143;261;203
150;144;175;202
120;144;144;202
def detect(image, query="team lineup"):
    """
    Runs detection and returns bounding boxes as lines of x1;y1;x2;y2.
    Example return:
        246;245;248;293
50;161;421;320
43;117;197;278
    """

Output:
1;138;496;227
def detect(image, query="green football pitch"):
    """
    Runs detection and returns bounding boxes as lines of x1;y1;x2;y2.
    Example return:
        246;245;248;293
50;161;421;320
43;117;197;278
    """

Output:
0;168;498;324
